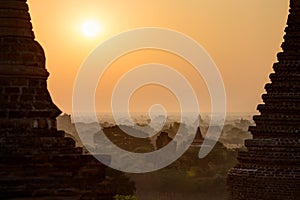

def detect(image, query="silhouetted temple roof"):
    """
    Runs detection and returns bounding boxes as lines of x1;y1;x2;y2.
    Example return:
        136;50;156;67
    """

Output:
228;0;300;199
0;0;61;129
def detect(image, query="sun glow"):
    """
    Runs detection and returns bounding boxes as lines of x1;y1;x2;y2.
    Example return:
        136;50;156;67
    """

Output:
81;20;101;38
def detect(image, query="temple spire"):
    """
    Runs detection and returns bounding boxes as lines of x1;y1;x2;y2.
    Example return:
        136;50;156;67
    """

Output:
281;0;300;54
0;0;34;38
0;0;61;130
227;0;300;199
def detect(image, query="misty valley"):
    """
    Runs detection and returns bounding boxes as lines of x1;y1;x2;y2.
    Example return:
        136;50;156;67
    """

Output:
57;113;253;200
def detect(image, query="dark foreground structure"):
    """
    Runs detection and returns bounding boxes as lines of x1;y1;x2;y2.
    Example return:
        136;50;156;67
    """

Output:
0;0;133;199
227;0;300;199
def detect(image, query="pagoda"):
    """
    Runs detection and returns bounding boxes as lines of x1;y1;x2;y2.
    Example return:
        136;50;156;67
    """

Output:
227;0;300;199
0;0;133;199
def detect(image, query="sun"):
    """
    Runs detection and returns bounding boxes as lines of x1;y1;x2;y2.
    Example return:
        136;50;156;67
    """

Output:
81;20;101;38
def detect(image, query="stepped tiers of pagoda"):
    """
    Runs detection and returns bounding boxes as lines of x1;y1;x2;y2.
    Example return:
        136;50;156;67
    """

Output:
0;0;60;130
0;0;132;199
227;0;300;199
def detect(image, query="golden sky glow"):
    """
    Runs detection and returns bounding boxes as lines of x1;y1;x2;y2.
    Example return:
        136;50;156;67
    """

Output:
27;0;289;114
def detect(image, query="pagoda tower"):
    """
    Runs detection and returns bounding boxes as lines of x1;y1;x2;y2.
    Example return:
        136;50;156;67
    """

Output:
191;127;203;147
227;0;300;199
0;0;134;199
0;0;61;129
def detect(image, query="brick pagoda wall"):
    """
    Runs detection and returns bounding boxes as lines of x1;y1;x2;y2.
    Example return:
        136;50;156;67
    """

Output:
227;0;300;199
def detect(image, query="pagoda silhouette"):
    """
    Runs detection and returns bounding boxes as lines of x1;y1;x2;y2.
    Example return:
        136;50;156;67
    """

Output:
0;0;134;199
227;0;300;199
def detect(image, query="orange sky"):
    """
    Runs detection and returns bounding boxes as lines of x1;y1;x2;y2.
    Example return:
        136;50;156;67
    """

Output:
27;0;289;114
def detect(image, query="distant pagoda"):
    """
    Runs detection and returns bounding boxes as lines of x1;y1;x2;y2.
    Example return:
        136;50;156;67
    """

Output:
0;0;133;199
191;127;203;147
227;0;300;199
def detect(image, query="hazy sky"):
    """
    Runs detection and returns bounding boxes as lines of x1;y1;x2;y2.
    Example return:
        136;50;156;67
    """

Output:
27;0;289;114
